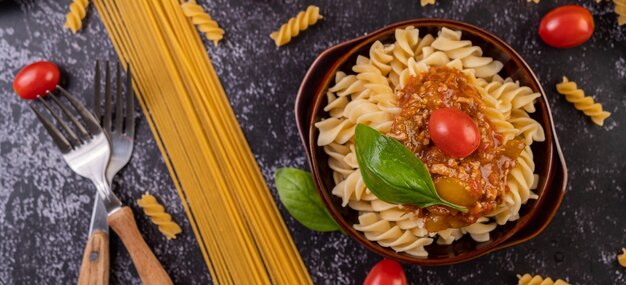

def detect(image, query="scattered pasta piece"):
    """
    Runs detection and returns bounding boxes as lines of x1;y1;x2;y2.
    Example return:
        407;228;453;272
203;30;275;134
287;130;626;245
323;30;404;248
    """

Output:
618;248;626;267
421;0;436;6
137;193;182;240
63;0;89;33
615;0;626;25
517;274;569;285
270;5;322;47
528;0;540;3
556;76;610;126
181;0;225;46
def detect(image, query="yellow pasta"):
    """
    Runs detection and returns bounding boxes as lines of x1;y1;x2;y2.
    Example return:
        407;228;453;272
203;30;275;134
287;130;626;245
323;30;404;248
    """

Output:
421;0;436;6
618;248;626;267
181;0;224;46
93;0;311;283
63;0;89;33
517;274;569;285
528;0;540;3
615;0;626;25
556;76;611;126
270;5;322;47
137;194;182;240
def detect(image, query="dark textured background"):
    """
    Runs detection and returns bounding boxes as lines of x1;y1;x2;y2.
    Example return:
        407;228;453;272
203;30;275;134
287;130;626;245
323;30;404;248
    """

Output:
0;0;624;284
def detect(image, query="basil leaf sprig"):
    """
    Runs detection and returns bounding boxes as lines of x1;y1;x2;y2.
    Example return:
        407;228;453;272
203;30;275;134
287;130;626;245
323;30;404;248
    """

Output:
274;167;341;232
355;124;468;213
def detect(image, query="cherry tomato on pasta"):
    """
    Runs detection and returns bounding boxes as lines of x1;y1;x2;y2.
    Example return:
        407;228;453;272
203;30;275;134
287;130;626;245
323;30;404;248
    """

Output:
13;61;60;100
539;5;594;48
363;259;407;285
428;108;480;158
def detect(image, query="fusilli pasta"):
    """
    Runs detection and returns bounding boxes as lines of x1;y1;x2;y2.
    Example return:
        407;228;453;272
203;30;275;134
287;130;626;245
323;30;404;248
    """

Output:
137;193;182;240
181;0;225;46
517;274;569;285
421;0;436;6
63;0;89;33
317;27;544;257
556;76;611;126
270;5;322;47
619;248;626;267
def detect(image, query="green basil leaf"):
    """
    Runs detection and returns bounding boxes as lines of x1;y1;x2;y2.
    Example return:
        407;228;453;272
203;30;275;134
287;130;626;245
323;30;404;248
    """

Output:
355;124;467;212
274;167;341;232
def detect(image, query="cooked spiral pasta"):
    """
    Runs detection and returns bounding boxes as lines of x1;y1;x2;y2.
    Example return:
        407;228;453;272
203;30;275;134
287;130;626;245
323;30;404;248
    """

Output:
615;0;626;26
354;212;434;257
137;194;182;240
556;77;611;126
63;0;89;33
618;248;626;267
181;0;225;46
517;274;569;285
317;27;544;257
270;5;322;47
431;27;503;79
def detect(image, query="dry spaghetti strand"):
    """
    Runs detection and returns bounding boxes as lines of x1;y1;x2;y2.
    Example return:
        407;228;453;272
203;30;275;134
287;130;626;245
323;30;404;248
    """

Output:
93;0;312;284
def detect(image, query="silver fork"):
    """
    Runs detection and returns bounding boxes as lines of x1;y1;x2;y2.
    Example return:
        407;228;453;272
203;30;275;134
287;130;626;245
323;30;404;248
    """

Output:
31;87;172;285
77;61;136;285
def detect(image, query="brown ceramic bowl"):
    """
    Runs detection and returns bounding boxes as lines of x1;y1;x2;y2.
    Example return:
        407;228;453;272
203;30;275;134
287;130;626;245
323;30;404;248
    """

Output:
295;19;568;265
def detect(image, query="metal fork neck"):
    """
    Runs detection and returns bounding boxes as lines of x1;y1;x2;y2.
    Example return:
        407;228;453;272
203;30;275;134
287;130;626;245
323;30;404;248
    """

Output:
92;178;123;213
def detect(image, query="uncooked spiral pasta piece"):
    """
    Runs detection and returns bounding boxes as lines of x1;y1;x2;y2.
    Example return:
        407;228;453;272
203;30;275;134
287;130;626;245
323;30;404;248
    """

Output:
270;5;322;47
618;248;626;267
421;0;436;6
181;0;225;46
63;0;89;33
615;0;626;25
528;0;540;3
137;194;182;240
556;77;611;126
517;274;569;285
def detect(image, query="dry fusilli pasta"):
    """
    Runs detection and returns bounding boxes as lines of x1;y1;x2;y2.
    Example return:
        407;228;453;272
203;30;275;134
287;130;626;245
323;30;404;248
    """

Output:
63;0;89;33
181;0;225;46
556;76;611;126
517;274;569;285
619;248;626;267
270;5;322;47
137;193;182;240
421;0;436;6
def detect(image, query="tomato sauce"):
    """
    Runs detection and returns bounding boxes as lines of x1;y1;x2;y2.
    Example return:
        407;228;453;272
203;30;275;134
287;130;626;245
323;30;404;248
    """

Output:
388;66;524;232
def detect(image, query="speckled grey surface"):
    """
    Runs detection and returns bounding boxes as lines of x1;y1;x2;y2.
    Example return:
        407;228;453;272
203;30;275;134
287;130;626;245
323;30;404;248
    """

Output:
0;0;624;284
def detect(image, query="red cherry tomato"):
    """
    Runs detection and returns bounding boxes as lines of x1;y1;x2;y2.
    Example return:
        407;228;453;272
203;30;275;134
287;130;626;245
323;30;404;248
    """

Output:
13;61;60;100
539;5;594;48
428;108;480;158
363;259;407;285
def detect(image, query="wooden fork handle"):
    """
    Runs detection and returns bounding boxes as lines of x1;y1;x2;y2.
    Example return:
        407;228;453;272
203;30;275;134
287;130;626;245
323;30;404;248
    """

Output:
108;206;173;285
78;230;110;285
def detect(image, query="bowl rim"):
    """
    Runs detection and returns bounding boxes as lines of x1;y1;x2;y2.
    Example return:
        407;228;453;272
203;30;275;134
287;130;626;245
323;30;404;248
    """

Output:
295;18;568;265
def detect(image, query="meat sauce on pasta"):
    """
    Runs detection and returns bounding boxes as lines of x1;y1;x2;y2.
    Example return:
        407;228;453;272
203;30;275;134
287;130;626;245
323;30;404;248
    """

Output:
388;66;525;231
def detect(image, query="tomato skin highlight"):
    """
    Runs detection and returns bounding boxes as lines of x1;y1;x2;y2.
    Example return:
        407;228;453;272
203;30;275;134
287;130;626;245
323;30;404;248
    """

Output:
539;5;594;48
428;108;480;158
363;259;407;285
13;61;60;100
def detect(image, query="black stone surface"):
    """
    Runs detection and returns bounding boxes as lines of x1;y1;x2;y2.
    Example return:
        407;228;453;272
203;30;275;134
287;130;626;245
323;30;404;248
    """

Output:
0;0;624;284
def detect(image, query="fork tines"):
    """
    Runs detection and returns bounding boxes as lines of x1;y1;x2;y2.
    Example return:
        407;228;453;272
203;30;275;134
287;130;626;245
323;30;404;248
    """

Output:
93;61;134;137
30;87;102;154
